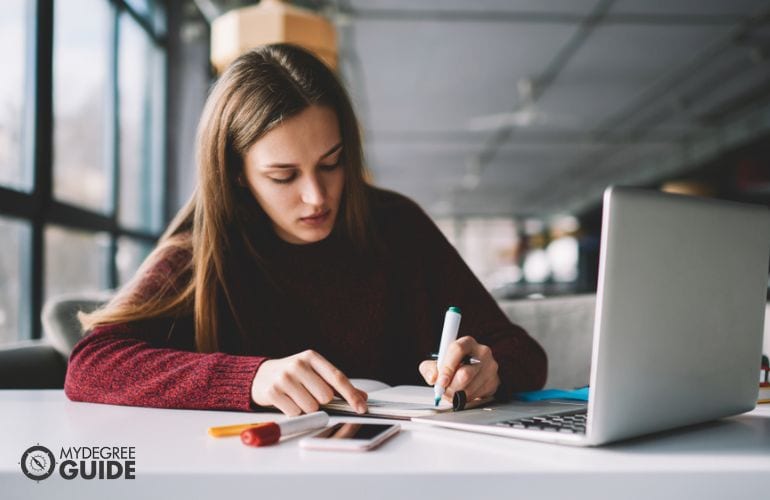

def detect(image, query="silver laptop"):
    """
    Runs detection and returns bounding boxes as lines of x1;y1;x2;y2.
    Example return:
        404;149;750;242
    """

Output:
413;186;770;446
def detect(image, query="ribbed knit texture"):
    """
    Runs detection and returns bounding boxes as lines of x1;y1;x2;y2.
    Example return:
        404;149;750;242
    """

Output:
65;188;547;411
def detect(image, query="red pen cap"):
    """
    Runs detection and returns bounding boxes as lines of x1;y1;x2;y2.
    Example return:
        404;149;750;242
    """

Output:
240;422;281;447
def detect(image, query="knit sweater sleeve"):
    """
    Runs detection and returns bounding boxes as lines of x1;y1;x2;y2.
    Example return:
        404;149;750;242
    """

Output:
393;194;548;398
64;249;267;411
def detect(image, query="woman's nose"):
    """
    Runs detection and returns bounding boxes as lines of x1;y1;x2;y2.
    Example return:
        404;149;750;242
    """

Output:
300;175;326;206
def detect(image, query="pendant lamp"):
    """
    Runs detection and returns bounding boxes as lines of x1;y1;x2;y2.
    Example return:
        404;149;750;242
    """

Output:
210;0;337;73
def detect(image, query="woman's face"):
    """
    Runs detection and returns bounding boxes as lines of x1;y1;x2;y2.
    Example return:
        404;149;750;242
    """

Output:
243;105;345;245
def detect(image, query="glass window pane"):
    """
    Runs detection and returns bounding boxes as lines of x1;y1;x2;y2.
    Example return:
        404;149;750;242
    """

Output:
118;13;165;232
124;0;166;37
44;226;111;302
0;1;32;192
52;0;112;212
116;236;153;286
0;216;31;344
456;218;520;290
124;0;152;18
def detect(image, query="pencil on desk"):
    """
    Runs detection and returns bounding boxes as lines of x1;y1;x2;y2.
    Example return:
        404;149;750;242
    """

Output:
208;412;330;442
208;422;268;437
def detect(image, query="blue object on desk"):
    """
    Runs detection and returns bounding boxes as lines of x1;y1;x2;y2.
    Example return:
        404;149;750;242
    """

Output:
513;387;589;402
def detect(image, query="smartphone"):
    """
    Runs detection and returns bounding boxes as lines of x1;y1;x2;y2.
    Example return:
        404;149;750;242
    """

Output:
299;423;400;451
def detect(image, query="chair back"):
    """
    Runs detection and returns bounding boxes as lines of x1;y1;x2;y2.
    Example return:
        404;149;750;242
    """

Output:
41;292;112;357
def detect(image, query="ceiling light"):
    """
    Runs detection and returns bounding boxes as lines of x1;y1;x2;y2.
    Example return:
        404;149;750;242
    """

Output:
210;0;337;74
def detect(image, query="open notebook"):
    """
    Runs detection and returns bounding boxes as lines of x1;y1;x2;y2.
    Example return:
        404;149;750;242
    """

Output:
321;379;493;420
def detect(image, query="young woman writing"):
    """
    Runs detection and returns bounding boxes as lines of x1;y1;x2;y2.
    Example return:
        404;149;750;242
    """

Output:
64;44;547;415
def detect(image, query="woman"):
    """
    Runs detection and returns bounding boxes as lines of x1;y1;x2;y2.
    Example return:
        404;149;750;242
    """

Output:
65;44;547;416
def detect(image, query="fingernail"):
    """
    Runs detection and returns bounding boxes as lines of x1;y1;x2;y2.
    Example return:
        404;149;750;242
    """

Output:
437;376;447;388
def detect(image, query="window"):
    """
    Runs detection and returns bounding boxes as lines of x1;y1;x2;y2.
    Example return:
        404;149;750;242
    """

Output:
0;1;32;192
44;226;111;302
0;0;168;345
116;236;153;286
0;217;32;343
118;11;166;232
52;0;112;212
436;217;521;290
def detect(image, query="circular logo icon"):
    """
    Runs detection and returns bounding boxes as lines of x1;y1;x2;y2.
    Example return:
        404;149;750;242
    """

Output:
20;445;56;481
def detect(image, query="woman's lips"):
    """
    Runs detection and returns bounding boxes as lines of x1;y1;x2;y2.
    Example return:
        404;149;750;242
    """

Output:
300;209;331;226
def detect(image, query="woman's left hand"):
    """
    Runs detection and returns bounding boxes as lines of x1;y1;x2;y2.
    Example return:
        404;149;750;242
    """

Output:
418;336;500;402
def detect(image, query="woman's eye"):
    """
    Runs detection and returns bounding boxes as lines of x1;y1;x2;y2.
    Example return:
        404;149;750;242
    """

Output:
270;174;296;184
268;161;340;184
320;161;341;172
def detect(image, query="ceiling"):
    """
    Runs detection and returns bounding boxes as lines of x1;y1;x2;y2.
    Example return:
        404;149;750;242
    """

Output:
199;0;770;218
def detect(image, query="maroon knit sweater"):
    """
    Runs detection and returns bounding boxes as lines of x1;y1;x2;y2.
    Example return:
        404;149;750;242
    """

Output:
65;188;547;411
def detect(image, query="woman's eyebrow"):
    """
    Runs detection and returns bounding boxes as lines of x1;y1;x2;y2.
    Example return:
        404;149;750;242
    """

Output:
320;142;343;158
262;142;343;169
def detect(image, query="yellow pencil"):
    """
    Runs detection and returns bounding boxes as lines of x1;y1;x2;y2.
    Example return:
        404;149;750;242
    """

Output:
208;412;329;440
208;422;268;438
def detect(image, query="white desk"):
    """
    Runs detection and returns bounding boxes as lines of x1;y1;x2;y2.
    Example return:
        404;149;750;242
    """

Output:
1;390;768;500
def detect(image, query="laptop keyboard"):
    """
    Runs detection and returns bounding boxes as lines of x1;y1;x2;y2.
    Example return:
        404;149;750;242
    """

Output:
495;409;587;434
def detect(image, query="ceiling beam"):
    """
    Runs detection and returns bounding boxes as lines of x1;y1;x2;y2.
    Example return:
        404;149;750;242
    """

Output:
344;8;743;27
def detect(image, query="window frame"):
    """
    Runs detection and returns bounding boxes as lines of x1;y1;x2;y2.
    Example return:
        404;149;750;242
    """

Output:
0;0;168;341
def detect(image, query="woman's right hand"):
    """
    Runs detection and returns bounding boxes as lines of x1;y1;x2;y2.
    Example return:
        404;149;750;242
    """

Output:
251;350;368;416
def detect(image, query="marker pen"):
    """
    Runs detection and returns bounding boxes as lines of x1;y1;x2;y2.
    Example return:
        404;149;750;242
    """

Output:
240;411;329;447
434;306;462;406
210;411;329;446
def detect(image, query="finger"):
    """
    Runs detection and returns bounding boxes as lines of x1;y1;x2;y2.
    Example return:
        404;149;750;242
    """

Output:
470;342;494;362
464;344;498;399
271;391;303;417
446;372;494;403
347;383;369;400
307;352;367;413
475;375;501;399
446;364;480;394
290;363;368;409
419;360;438;384
463;368;491;400
292;361;336;405
277;373;321;414
465;364;501;400
436;336;477;389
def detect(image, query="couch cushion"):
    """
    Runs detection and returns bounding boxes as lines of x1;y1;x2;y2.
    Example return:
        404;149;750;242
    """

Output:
41;293;111;357
0;340;67;388
499;295;596;390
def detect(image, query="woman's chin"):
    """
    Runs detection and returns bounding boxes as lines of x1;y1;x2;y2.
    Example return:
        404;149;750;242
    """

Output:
278;225;334;245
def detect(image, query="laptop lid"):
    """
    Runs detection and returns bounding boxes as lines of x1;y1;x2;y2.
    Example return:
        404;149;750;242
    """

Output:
586;186;770;445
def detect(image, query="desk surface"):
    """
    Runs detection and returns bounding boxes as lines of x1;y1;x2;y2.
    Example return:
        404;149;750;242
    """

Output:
1;390;769;500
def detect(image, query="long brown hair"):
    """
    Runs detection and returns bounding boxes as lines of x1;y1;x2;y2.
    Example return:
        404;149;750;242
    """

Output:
80;44;375;353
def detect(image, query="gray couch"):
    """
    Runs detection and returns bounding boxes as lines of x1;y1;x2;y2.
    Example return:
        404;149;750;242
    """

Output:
499;295;596;389
1;293;768;390
0;294;109;389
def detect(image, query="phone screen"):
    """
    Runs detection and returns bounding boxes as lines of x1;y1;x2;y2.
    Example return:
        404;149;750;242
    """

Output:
312;423;394;440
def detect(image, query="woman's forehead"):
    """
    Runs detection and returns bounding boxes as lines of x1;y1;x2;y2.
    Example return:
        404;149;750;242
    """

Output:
246;105;341;166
